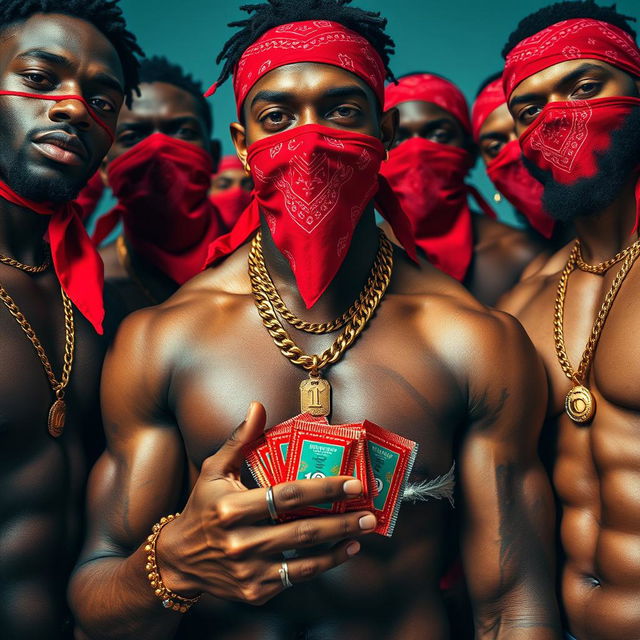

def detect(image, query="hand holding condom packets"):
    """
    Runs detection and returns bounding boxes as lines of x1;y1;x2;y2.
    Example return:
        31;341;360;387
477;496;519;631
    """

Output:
242;413;418;537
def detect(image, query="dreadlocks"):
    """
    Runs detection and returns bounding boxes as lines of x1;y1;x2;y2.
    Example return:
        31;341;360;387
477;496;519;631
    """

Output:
502;1;637;58
0;0;143;104
215;0;396;91
139;56;212;133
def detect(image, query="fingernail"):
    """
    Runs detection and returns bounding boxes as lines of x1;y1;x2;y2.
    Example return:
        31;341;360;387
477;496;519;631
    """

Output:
343;479;362;495
346;541;360;556
245;402;255;420
359;514;376;530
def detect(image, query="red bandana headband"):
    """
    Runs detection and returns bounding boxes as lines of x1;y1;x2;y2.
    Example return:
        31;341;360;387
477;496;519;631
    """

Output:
205;20;386;116
503;18;640;99
384;73;471;134
471;78;505;142
215;154;244;174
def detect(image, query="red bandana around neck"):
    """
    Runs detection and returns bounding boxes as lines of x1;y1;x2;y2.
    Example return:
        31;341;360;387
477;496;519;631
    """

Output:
0;180;105;333
0;90;111;333
380;137;495;281
384;73;471;135
93;133;223;285
204;20;386;116
503;18;640;99
205;124;416;309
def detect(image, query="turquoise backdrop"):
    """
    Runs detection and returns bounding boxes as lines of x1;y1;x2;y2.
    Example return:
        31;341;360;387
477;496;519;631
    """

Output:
115;0;639;226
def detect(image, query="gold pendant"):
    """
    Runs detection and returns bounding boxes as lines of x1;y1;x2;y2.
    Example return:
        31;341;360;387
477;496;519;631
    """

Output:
300;375;331;417
48;398;66;438
565;385;595;424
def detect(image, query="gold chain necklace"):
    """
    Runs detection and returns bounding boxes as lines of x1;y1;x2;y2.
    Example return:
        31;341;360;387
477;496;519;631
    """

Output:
0;246;50;273
0;283;74;437
554;239;640;423
248;229;393;416
116;235;158;304
575;238;640;274
251;232;388;334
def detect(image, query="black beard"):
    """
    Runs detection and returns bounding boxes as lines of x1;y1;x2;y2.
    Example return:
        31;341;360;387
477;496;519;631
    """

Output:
523;105;640;223
4;144;87;204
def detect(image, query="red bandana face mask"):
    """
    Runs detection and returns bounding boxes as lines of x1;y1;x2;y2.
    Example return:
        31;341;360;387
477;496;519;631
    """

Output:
247;124;385;308
486;140;554;238
381;137;493;281
210;187;253;230
520;97;640;185
93;132;222;284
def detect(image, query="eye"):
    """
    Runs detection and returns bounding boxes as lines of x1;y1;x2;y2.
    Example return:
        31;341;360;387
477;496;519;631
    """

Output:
176;126;198;139
116;130;142;146
329;105;360;120
573;81;602;98
518;104;542;124
483;140;504;158
21;71;55;90
259;109;293;131
430;128;452;144
89;97;115;113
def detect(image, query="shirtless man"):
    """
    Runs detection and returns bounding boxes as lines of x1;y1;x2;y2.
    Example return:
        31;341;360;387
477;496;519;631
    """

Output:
71;2;560;638
381;72;546;306
0;2;141;637
94;55;223;313
497;3;640;638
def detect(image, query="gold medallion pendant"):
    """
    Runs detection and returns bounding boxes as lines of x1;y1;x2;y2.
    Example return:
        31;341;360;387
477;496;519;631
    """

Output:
300;375;331;417
48;397;66;438
564;385;595;424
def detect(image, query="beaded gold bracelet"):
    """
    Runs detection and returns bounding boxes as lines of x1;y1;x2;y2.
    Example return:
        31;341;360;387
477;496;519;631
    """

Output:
145;513;202;613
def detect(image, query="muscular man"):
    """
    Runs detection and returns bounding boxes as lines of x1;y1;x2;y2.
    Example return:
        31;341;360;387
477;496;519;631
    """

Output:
93;55;223;313
497;3;640;638
71;2;560;639
381;72;546;306
209;154;253;232
0;2;141;637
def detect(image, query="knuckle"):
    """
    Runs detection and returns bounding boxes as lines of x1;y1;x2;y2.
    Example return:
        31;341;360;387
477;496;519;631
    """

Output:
297;560;320;581
295;520;319;546
323;480;338;499
214;497;240;527
233;563;255;584
277;483;304;507
223;533;249;559
242;584;263;604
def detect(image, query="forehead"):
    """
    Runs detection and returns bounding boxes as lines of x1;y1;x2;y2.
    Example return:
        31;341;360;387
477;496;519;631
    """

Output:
396;100;457;124
510;58;620;100
121;82;202;119
479;103;513;137
244;62;377;104
0;12;123;84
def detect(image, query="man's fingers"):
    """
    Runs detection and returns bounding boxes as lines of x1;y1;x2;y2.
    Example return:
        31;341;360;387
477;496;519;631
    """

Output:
274;540;361;587
214;476;364;525
202;402;266;479
248;511;376;555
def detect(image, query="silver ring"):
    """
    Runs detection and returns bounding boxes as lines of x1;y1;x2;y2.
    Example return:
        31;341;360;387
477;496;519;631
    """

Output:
278;561;293;589
266;486;278;522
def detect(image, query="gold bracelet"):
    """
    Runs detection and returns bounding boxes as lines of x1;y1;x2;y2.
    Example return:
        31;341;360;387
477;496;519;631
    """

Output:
145;513;201;613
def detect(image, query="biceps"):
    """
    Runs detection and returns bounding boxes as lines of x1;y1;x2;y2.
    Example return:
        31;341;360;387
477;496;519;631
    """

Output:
80;426;186;560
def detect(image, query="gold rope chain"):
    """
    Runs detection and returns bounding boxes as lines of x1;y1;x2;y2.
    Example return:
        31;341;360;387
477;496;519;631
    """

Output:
575;237;640;274
0;246;50;273
248;229;393;373
0;283;74;394
554;239;640;384
251;229;390;334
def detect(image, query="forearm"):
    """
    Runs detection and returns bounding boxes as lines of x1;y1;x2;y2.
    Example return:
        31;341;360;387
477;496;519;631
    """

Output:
70;544;184;640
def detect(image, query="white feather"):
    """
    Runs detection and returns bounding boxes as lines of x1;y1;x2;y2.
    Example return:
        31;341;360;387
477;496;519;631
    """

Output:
402;462;455;507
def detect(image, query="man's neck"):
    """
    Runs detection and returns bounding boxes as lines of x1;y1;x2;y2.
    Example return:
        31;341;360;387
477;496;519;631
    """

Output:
0;199;50;265
259;206;380;323
574;174;639;263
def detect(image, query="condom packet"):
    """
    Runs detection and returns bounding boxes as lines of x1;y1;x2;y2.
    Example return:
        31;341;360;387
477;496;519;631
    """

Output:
363;420;418;537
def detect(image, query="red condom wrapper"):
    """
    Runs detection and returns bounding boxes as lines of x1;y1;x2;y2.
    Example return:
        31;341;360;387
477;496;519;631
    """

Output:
93;133;223;285
472;80;554;238
384;73;471;134
210;155;253;230
0;90;110;333
503;18;640;99
207;124;416;309
204;20;386;114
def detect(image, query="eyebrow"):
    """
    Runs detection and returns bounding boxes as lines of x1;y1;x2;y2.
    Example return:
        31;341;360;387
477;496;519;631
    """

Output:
509;62;609;108
17;49;72;67
92;71;124;96
250;85;369;109
116;115;201;132
479;131;507;142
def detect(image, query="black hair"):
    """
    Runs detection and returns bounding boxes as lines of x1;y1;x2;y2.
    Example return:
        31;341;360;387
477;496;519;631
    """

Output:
215;0;396;94
0;0;142;105
138;55;212;133
502;1;637;58
475;71;502;98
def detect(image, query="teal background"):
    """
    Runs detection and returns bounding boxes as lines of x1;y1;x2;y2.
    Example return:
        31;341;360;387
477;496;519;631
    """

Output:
113;0;638;226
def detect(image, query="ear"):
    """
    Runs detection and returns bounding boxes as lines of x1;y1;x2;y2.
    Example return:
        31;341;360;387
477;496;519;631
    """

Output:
230;121;249;173
380;106;398;154
209;138;222;173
